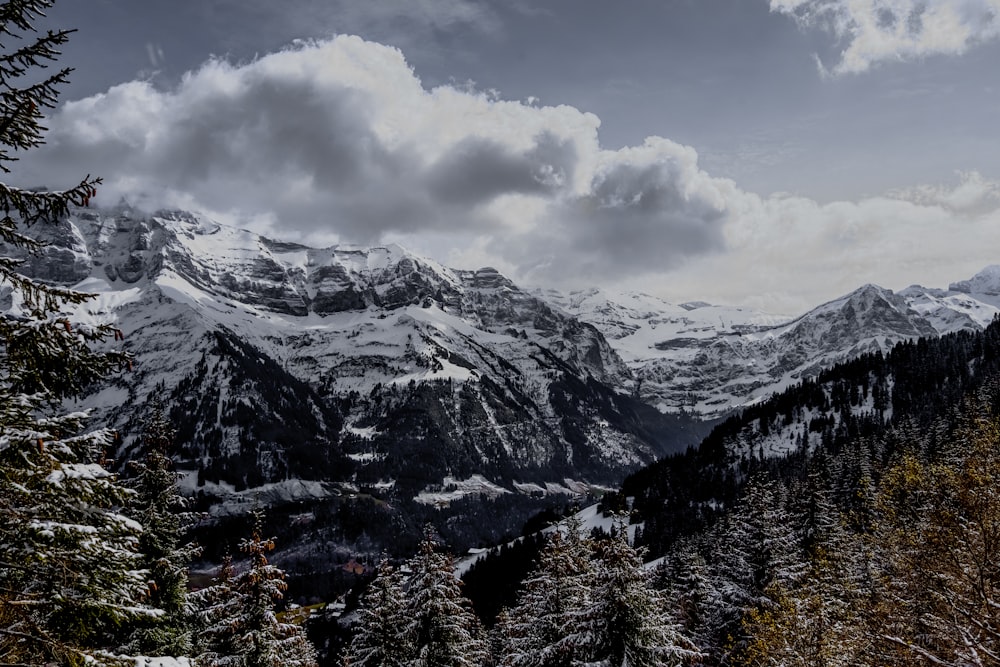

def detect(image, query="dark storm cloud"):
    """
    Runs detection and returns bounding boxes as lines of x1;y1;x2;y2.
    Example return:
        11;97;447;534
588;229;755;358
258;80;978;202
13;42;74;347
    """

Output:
150;79;382;191
425;132;575;205
571;160;728;263
494;139;735;282
13;39;590;242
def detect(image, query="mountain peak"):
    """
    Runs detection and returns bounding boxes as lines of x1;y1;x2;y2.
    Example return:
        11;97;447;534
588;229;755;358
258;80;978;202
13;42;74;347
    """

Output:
790;282;932;337
855;282;888;294
949;265;1000;296
846;283;897;307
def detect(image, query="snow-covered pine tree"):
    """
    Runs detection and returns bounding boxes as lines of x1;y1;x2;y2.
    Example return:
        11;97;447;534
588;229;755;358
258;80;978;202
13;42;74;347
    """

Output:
344;558;411;667
705;475;803;661
586;518;697;667
0;425;152;665
488;608;513;667
405;526;487;667
0;2;155;663
787;468;873;667
120;401;201;657
189;555;240;666
658;539;715;652
191;511;317;667
233;513;317;667
496;517;596;667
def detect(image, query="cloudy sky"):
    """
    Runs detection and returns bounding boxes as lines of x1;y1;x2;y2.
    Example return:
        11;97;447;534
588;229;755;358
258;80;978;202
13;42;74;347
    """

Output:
16;0;1000;314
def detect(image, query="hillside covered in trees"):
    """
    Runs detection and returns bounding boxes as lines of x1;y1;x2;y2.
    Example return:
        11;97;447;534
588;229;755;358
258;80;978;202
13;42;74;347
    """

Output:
461;317;1000;666
623;315;1000;557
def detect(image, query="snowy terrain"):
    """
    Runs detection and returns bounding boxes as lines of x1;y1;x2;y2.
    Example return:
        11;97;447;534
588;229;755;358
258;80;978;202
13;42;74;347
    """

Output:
10;204;1000;504
545;273;1000;418
9;205;701;508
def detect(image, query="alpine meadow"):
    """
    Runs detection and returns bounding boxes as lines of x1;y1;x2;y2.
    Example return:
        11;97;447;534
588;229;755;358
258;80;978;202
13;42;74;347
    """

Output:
3;0;1000;666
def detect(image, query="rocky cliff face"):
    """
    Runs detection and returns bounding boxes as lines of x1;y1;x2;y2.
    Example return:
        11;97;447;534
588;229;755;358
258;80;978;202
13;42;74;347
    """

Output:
9;205;705;507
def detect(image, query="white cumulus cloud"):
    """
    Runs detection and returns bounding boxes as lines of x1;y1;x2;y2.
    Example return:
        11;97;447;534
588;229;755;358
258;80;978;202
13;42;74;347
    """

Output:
15;35;730;281
13;34;1000;312
771;0;1000;74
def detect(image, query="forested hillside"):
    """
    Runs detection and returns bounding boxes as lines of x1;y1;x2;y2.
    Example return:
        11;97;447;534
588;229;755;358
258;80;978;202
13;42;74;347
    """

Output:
457;317;1000;667
637;377;1000;665
615;315;1000;664
625;316;1000;556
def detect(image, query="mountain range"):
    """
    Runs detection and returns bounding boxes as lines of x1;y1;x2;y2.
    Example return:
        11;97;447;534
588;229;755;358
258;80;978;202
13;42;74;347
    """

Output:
7;204;1000;516
544;273;1000;418
10;206;701;510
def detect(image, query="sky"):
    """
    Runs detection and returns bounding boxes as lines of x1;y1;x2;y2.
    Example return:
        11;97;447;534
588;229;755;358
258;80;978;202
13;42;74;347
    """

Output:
13;0;1000;314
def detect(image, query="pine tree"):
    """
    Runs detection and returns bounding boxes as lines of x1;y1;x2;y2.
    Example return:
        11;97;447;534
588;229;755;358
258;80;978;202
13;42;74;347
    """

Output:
344;559;411;667
660;539;714;652
496;519;597;667
703;476;803;663
0;2;152;663
235;515;316;667
120;402;201;657
189;555;240;666
488;608;512;667
191;511;317;667
0;424;152;665
405;526;487;667
586;519;697;667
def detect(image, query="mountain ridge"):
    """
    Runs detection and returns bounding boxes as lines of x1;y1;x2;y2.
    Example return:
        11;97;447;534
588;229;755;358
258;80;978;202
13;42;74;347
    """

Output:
7;206;706;509
546;272;1000;418
8;205;1000;508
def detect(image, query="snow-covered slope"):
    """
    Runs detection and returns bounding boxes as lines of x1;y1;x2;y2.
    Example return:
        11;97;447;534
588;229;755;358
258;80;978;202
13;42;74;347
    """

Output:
547;273;1000;419
536;288;784;363
9;206;705;503
14;204;1000;498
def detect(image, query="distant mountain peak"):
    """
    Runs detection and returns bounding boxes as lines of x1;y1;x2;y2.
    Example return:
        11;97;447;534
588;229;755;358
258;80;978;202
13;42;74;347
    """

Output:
950;264;1000;296
550;268;1000;418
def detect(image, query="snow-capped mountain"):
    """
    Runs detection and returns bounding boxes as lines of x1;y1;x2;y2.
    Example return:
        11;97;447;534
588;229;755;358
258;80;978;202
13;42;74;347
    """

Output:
546;272;1000;419
12;203;1000;509
9;205;706;506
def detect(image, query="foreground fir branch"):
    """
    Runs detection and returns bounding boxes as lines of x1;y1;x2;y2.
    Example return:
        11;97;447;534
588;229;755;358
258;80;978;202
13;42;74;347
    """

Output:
0;1;145;664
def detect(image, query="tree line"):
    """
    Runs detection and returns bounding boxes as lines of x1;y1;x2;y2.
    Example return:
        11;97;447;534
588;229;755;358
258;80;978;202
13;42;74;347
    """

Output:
346;519;697;667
